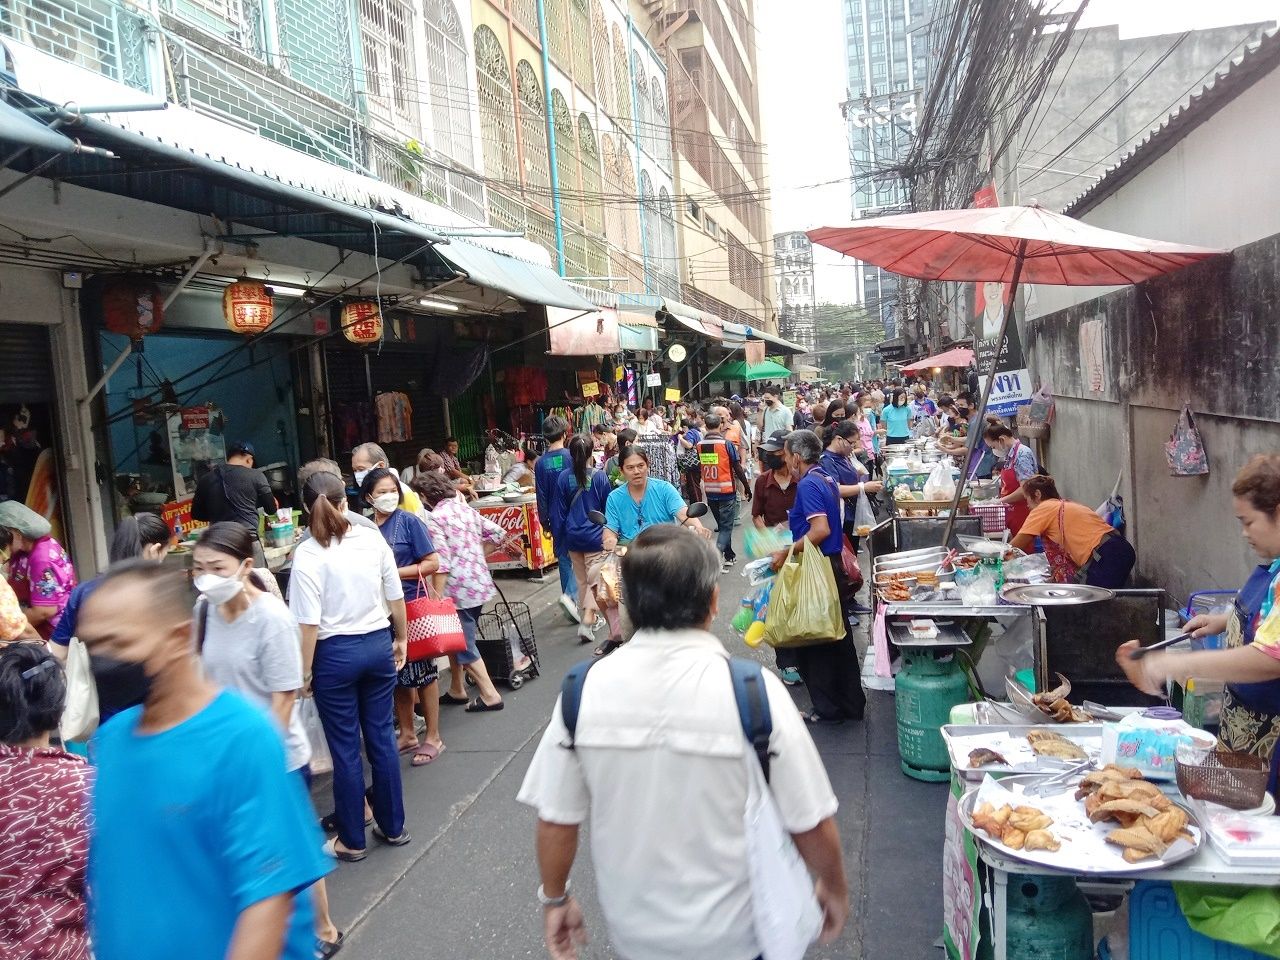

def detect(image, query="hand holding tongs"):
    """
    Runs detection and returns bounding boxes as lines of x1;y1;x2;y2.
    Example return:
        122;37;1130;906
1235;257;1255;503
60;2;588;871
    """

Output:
1127;633;1192;660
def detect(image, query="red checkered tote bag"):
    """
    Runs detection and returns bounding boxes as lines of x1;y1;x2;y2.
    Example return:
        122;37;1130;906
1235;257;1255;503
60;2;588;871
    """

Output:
405;579;467;662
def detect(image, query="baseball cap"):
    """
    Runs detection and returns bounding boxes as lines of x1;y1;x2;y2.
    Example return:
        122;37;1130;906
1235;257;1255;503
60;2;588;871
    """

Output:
227;440;256;457
758;430;789;453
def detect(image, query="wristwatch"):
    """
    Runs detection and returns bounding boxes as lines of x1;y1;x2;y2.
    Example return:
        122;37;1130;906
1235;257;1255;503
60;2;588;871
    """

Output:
537;881;571;907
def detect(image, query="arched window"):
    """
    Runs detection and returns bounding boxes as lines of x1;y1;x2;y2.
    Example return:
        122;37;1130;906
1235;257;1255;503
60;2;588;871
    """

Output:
425;0;472;167
516;60;550;195
640;169;659;286
591;1;613;115
551;90;580;225
578;115;602;235
570;0;593;97
601;132;622;246
616;147;638;254
610;23;630;122
545;0;570;69
658;186;677;295
474;25;517;184
651;74;670;171
632;51;650;155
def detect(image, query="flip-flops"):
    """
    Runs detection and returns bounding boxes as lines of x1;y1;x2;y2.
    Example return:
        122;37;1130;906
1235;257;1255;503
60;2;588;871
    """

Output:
372;825;412;846
439;692;469;705
593;637;625;657
411;742;444;766
323;837;366;862
315;932;345;960
465;698;504;713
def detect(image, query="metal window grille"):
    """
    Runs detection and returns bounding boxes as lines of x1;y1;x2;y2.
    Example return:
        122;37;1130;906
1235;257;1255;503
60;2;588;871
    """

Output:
609;23;629;122
515;58;549;194
2;0;152;89
544;0;570;70
551;89;580;226
424;0;473;167
577;113;602;235
511;0;536;37
590;0;611;115
358;0;419;134
569;0;592;97
474;24;518;185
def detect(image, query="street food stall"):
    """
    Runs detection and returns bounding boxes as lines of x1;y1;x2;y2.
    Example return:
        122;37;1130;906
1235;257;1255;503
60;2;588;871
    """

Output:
470;482;557;577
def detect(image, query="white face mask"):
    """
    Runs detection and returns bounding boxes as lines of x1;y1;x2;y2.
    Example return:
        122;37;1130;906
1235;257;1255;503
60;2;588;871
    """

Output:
353;468;370;485
194;572;244;605
372;492;400;514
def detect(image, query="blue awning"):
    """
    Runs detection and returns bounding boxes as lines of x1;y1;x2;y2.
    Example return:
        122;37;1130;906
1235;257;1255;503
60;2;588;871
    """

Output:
435;240;595;311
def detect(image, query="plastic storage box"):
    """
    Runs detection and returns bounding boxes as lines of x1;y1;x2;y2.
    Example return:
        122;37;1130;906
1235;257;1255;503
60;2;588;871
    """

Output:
1128;881;1269;960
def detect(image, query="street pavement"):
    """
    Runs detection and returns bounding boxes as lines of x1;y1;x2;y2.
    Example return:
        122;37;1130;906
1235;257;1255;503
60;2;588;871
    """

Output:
314;525;949;959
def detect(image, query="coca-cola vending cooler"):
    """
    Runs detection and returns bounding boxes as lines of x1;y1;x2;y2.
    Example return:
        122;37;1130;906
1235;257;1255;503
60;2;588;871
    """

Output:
473;497;557;576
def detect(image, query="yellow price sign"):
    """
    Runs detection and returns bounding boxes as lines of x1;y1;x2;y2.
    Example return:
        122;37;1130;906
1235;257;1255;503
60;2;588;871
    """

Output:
614;365;625;382
664;387;681;402
581;381;600;397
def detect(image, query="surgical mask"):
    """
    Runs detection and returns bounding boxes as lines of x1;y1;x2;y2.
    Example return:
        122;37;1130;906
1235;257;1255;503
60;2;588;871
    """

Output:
372;492;400;514
353;469;370;485
194;572;244;605
91;655;152;714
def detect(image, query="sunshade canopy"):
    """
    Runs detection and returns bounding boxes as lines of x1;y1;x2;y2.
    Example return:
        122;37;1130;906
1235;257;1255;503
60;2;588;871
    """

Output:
710;359;792;382
902;347;974;373
808;205;1224;285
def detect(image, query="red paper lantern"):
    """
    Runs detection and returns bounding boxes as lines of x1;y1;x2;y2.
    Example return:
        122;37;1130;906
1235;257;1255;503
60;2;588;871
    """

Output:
101;275;163;340
341;301;383;345
222;279;274;336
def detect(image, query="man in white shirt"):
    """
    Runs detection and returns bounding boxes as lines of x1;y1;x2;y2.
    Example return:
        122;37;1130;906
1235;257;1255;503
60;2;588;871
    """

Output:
760;390;793;438
518;526;849;960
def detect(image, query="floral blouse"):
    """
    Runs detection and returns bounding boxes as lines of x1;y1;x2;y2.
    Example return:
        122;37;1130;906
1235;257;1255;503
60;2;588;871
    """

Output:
424;495;505;610
0;579;27;642
0;744;91;959
7;536;76;639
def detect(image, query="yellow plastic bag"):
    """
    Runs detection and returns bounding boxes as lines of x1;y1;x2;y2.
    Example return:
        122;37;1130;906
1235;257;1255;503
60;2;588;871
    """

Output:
763;543;843;648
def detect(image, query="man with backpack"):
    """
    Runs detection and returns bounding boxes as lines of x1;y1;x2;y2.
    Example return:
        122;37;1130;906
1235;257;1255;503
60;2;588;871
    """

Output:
517;526;848;960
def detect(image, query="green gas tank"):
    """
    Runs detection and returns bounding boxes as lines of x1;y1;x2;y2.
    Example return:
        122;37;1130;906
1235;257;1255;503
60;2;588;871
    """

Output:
895;648;969;781
1005;874;1093;960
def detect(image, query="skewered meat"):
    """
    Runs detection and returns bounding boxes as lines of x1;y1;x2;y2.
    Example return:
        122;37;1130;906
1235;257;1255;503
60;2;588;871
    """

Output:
968;748;1010;768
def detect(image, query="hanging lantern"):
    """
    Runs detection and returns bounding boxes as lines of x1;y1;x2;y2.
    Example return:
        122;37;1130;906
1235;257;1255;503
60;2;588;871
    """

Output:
222;279;274;336
341;300;383;345
101;275;164;340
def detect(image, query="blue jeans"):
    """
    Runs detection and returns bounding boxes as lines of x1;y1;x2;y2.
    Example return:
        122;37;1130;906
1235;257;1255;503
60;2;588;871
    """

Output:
311;627;405;850
556;541;578;597
455;604;482;666
707;496;738;561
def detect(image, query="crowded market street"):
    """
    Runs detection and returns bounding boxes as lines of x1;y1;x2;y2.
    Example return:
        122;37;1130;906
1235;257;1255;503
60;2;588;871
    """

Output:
322;548;947;960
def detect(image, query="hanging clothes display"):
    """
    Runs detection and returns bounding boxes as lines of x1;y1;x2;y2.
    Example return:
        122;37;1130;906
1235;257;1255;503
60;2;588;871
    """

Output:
577;400;610;434
333;401;377;453
374;392;413;443
506;367;549;406
633;434;678;486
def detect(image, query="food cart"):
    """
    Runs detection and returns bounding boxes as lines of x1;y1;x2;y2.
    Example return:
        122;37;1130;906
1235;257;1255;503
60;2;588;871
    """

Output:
471;493;557;577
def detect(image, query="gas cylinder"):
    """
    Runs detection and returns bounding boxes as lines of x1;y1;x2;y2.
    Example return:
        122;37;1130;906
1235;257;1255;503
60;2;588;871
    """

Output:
1004;874;1094;960
895;648;969;781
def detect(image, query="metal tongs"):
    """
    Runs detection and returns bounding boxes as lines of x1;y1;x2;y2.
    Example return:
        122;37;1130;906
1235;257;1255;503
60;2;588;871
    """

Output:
1127;633;1192;660
1024;758;1095;797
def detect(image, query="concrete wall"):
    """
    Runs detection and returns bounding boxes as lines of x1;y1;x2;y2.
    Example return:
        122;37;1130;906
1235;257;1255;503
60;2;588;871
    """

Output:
1027;235;1280;603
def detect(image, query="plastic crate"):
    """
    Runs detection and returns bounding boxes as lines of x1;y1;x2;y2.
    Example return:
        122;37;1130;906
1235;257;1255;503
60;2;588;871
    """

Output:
969;501;1009;534
1129;881;1269;960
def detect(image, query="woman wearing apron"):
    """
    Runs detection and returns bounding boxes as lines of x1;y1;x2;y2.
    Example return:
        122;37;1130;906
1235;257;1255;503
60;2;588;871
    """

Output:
985;423;1038;535
1117;454;1280;799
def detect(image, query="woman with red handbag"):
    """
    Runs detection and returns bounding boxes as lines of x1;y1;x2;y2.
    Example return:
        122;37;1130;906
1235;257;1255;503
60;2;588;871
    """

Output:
412;472;510;714
361;469;444;768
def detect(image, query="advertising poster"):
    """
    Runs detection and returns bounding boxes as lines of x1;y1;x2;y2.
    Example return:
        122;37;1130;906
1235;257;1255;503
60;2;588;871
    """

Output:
942;774;983;960
166;405;227;499
973;281;1032;417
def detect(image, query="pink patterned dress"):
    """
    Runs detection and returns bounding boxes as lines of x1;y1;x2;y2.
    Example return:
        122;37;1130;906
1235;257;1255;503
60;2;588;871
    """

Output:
7;536;76;640
423;495;506;611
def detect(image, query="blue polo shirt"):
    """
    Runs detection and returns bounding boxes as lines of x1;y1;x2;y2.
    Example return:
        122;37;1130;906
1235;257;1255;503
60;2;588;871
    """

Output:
789;468;844;556
534;446;573;540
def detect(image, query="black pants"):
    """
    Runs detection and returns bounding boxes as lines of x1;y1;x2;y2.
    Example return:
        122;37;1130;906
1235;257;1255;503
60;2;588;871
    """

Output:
792;554;866;720
1084;536;1136;588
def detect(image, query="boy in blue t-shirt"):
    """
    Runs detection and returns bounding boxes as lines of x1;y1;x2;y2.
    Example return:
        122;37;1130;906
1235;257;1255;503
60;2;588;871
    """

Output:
80;563;331;960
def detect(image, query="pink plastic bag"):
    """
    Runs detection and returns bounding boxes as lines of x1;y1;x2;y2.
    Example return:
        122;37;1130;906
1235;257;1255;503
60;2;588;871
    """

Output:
872;604;892;679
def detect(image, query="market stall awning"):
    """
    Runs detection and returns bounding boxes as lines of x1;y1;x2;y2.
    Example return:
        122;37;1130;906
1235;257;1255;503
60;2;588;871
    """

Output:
902;346;975;374
738;326;807;355
437;241;595;311
709;359;792;382
546;305;620;355
659;299;724;340
874;337;910;362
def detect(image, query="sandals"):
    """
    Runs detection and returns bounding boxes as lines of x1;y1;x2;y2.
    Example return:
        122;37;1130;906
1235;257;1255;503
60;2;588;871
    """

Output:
593;637;625;658
315;932;345;960
411;742;444;766
323;837;366;863
439;692;470;706
372;825;412;846
465;698;504;713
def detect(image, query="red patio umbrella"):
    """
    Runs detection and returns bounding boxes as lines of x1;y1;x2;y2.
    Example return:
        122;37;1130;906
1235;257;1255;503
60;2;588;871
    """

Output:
902;346;974;375
808;204;1225;541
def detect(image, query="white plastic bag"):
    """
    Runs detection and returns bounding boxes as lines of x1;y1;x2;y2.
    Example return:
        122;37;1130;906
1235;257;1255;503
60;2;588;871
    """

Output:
923;461;957;501
297;697;332;775
60;637;99;743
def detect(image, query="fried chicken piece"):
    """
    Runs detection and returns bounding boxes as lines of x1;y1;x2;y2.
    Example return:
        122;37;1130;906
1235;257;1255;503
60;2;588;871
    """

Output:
1023;829;1061;852
972;803;1014;837
1008;806;1054;832
968;748;1010;768
1142;807;1190;844
1076;765;1146;799
1001;827;1027;850
1106;825;1168;861
1123;847;1156;864
1096;780;1169;808
1089;799;1164;823
1026;729;1088;760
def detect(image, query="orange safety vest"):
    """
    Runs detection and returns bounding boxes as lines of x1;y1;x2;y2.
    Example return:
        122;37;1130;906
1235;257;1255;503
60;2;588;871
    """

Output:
699;435;735;496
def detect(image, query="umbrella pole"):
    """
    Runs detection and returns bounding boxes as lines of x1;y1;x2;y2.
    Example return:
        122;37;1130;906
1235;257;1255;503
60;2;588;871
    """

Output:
940;242;1027;546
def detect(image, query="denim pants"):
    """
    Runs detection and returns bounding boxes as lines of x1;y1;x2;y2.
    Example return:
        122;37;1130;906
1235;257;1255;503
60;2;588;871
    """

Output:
707;496;738;561
556;541;578;597
311;627;405;850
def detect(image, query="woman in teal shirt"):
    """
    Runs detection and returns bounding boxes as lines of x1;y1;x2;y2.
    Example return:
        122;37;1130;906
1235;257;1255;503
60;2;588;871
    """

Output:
881;388;913;447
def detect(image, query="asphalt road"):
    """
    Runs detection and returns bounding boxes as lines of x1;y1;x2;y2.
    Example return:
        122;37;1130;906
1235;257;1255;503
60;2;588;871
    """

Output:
314;526;949;960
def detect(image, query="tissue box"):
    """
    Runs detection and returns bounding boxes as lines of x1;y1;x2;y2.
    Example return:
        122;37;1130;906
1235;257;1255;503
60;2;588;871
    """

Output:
1101;713;1203;781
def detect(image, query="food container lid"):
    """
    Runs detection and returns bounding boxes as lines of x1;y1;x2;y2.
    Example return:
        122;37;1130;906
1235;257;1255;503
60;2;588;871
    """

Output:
999;583;1116;606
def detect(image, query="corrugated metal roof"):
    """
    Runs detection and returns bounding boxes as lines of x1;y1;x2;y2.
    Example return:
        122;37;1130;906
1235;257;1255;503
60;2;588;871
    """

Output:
1064;28;1280;217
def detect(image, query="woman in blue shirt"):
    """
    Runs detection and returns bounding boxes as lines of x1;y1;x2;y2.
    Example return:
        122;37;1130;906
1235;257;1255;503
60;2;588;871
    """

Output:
362;468;443;767
555;435;615;644
881;389;913;446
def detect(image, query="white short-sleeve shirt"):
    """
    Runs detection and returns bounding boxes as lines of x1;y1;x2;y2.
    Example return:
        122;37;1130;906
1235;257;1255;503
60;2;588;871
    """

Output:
517;628;838;960
288;523;403;638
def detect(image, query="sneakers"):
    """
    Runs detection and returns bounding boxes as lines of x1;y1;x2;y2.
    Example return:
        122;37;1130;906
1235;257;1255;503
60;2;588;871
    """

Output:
576;621;598;644
780;667;802;686
559;594;581;623
721;556;737;573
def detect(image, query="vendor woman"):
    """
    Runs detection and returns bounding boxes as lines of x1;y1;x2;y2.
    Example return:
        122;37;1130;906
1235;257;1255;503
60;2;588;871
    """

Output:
1011;475;1135;587
985;422;1038;533
1116;454;1280;797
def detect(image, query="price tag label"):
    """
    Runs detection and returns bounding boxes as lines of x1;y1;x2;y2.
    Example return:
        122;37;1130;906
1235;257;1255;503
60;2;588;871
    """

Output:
645;372;662;387
664;387;681;401
582;381;600;397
